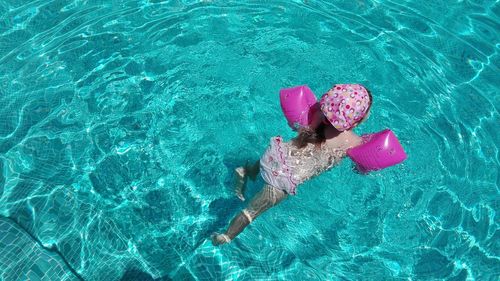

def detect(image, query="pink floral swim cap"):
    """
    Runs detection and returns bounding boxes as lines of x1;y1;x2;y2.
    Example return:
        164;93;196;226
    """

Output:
320;84;371;131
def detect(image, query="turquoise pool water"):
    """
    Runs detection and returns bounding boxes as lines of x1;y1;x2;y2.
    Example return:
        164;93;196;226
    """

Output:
0;0;499;280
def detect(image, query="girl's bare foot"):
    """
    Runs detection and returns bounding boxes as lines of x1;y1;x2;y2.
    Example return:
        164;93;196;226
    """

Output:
211;233;231;246
234;167;246;201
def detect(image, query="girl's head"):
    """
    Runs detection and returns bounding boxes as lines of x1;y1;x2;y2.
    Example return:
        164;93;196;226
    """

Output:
320;84;372;131
293;84;372;148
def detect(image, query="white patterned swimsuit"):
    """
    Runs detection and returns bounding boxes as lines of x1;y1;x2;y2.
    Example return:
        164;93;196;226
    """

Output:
259;136;345;195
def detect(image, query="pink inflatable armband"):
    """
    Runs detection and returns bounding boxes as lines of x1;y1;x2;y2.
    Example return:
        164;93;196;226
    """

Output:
347;129;407;172
280;85;318;130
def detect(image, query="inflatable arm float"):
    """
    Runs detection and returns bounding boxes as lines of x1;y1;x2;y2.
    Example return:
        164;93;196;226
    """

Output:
279;85;318;130
347;129;407;172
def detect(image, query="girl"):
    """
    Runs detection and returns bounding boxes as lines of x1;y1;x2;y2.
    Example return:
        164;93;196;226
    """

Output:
211;84;372;246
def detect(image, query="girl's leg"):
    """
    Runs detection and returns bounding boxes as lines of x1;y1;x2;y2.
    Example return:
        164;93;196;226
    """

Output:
211;185;287;246
246;160;260;181
234;160;260;201
234;167;247;201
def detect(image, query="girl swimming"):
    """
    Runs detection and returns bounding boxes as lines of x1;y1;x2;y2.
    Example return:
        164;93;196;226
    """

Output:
211;84;373;246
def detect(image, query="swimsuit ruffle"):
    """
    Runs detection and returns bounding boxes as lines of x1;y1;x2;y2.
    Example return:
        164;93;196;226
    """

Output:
259;136;297;195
